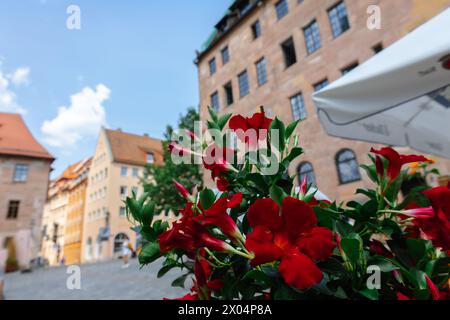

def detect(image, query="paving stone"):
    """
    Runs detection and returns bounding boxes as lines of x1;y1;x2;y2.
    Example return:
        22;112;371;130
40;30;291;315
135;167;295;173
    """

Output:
2;258;188;300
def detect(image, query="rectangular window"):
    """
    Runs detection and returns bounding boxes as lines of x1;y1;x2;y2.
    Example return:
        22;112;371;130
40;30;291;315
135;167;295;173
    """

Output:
313;79;329;92
132;187;139;196
120;186;128;197
146;153;154;164
7;200;20;219
221;46;230;65
120;166;128;176
281;37;297;68
290;93;307;121
303;20;322;54
224;82;234;106
211;91;220;112
341;62;359;75
275;0;289;20
373;43;383;54
238;70;250;98
251;20;262;39
132;168;139;177
13;164;29;182
328;1;350;38
119;206;126;217
209;57;217;75
255;57;268;86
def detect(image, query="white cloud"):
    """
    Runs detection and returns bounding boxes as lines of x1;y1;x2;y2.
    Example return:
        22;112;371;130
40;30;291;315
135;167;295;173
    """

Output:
0;70;26;114
41;84;110;148
10;67;31;86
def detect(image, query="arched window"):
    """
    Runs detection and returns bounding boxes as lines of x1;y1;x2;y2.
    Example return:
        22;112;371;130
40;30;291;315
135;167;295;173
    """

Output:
113;233;129;253
336;149;361;184
297;162;316;187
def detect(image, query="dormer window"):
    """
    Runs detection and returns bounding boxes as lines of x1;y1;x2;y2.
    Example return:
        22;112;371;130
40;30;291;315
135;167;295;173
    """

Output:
147;153;154;164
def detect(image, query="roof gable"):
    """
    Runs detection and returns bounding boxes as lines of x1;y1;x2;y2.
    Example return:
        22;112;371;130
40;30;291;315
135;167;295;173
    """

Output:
104;129;163;166
0;112;54;160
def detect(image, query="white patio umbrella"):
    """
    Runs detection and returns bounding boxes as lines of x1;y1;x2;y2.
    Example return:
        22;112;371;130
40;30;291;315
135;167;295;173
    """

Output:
313;8;450;159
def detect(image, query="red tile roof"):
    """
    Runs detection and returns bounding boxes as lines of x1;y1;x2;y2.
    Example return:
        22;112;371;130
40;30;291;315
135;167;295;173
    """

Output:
0;112;54;160
104;129;163;166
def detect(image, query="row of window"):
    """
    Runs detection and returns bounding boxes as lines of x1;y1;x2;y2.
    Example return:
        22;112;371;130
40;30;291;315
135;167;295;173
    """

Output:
120;166;143;177
208;0;351;77
211;48;382;122
210;57;268;112
91;168;108;185
298;149;362;186
89;187;107;202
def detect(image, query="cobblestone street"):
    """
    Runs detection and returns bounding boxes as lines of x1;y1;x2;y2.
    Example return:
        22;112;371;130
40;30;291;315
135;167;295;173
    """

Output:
2;258;187;300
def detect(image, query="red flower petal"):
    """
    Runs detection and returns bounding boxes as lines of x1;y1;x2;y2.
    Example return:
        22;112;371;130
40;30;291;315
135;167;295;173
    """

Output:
229;115;249;131
247;198;282;231
296;227;336;261
247;112;264;129
397;292;412;300
279;250;323;290
245;226;283;266
281;197;317;239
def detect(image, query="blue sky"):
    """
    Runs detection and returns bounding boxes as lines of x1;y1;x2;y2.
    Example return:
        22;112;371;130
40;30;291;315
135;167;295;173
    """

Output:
0;0;229;177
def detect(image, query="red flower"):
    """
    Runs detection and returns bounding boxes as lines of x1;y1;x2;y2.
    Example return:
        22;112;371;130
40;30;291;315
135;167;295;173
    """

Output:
229;112;272;147
193;252;223;299
168;142;193;157
197;193;243;242
203;145;235;180
370;147;431;181
158;217;232;253
413;185;450;254
173;180;190;200
216;177;230;192
425;275;449;300
396;292;414;300
369;240;393;259
245;197;335;290
400;206;435;219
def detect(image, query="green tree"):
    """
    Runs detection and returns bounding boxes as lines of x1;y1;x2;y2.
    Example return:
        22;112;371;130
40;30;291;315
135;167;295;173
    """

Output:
142;107;202;216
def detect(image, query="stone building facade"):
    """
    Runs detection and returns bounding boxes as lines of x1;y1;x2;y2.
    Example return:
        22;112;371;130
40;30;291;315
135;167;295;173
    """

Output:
0;113;53;271
80;128;167;263
196;0;450;201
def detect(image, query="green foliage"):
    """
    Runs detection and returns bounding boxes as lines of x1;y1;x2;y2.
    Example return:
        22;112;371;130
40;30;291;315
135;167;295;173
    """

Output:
142;107;203;216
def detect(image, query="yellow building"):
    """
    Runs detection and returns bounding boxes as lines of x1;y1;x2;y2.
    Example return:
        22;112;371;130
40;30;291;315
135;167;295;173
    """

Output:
41;159;90;266
81;128;167;263
64;158;91;265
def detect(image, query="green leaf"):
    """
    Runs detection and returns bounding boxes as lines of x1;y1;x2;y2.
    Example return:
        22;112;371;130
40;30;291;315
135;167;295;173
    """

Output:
217;113;232;131
137;192;149;207
171;273;189;289
139;242;161;265
126;198;142;222
269;117;286;152
340;233;364;268
360;164;378;183
285;120;300;140
243;270;274;286
207;106;219;123
157;263;177;278
359;288;379;300
141;202;155;225
200;188;216;210
368;257;399;272
405;239;426;262
270;185;287;207
284;147;304;163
